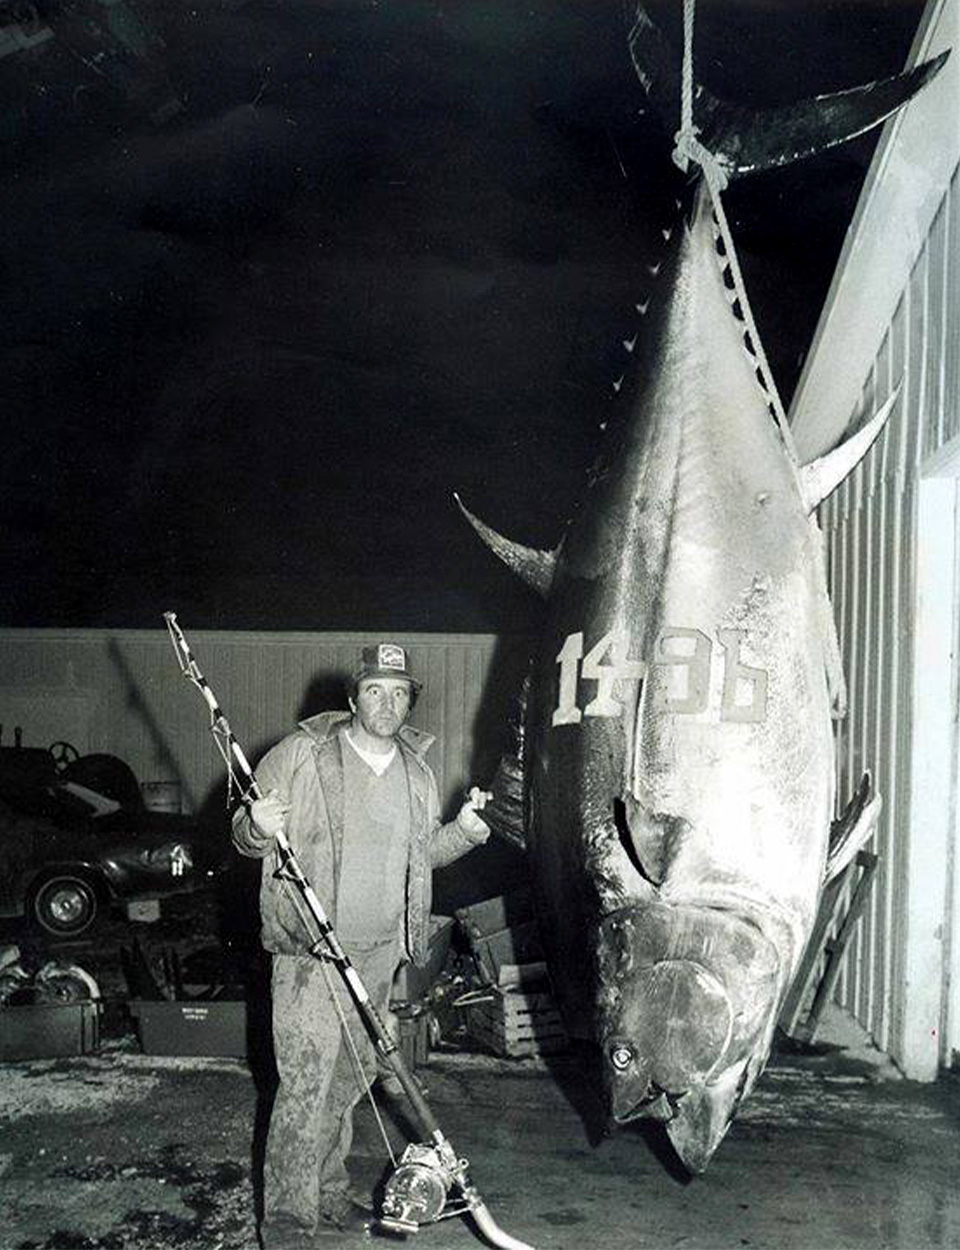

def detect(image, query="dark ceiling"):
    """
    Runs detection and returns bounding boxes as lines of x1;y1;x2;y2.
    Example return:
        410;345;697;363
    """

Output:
0;0;926;632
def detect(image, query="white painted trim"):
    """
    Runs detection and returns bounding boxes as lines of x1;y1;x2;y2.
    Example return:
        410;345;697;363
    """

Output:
790;0;959;462
900;469;959;1078
946;483;960;1065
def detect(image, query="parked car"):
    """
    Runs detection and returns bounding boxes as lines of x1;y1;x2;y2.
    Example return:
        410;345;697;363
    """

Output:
0;744;229;937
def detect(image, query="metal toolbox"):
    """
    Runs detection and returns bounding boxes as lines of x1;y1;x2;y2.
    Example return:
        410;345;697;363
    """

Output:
130;998;247;1058
0;1001;101;1061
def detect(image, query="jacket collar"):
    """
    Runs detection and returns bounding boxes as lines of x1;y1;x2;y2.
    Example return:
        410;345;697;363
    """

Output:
298;711;435;759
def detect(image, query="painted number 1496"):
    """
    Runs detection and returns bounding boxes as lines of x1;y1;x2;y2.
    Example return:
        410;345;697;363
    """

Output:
552;627;768;726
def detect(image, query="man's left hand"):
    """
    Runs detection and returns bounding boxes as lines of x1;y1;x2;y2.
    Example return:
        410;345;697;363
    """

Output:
457;786;493;838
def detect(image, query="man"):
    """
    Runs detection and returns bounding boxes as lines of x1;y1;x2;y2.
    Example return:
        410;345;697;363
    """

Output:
233;643;491;1249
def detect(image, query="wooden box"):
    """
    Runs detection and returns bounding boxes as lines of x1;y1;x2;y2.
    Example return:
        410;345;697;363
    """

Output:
465;976;569;1058
455;892;543;985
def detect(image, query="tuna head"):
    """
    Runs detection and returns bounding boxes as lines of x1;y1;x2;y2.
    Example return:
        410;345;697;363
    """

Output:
597;903;780;1173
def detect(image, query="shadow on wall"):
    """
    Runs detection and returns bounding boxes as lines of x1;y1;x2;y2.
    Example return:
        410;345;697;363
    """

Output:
296;671;351;722
107;636;196;808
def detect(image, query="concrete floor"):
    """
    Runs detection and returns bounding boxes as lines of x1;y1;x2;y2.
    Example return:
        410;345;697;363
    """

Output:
2;1004;959;1250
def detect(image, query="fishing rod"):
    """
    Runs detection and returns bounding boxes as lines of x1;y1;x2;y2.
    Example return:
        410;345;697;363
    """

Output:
162;612;534;1250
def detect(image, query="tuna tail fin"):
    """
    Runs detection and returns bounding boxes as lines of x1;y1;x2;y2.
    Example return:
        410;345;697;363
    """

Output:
626;3;949;179
454;492;558;597
799;389;899;513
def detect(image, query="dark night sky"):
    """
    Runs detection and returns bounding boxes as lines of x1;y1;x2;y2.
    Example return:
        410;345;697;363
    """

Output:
0;1;926;633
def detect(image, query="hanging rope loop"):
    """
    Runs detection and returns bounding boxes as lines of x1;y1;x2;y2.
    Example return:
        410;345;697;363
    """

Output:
671;0;728;190
670;0;797;458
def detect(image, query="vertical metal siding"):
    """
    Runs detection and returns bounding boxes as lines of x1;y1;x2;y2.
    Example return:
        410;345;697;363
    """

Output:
0;631;527;823
857;489;876;1025
946;164;960;445
871;334;895;1047
835;476;854;1006
924;199;948;458
818;162;959;1063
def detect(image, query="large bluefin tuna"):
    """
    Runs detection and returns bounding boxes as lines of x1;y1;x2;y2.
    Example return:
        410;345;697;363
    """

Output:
460;6;946;1173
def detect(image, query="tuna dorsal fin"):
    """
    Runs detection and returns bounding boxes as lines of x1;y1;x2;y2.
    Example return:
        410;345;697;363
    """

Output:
799;391;899;514
626;3;949;178
454;493;558;597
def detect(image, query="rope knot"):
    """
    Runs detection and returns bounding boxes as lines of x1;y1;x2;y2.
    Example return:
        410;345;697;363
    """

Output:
672;127;730;192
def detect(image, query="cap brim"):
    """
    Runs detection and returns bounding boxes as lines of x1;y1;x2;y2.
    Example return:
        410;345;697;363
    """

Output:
356;669;422;691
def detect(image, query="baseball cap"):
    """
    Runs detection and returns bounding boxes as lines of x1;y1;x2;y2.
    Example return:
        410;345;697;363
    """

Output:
354;643;422;692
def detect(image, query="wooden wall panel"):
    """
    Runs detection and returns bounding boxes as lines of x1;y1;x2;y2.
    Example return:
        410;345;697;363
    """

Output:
0;630;529;823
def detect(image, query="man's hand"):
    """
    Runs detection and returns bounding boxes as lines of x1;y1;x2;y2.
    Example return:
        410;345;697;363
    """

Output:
457;786;493;838
248;789;290;846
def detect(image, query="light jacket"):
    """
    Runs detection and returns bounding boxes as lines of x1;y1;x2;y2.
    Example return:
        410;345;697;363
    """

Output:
232;711;487;965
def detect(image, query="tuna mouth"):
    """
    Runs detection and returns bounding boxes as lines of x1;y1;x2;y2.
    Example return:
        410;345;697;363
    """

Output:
610;1085;675;1126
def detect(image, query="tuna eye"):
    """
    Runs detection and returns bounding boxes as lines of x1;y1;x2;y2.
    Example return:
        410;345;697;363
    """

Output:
610;1044;633;1071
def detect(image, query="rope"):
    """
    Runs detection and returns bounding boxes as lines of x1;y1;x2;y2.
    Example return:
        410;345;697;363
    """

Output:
671;0;799;463
674;0;696;173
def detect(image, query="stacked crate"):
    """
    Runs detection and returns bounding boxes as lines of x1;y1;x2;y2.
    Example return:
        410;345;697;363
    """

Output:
456;892;569;1058
464;966;569;1058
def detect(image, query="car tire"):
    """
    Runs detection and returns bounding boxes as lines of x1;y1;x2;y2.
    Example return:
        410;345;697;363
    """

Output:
32;875;99;937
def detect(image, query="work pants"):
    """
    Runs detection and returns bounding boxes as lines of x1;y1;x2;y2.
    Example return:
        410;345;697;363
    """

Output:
263;940;399;1233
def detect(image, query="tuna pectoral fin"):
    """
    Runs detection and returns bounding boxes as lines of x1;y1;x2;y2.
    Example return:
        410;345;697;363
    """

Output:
666;1058;751;1175
479;678;529;851
620;796;687;885
800;391;899;513
454;493;557;597
825;772;882;884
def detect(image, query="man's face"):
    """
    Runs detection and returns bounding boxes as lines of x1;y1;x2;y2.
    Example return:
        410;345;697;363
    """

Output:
352;677;413;740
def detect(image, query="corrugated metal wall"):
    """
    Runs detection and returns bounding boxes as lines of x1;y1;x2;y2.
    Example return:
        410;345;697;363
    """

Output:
819;159;960;1057
0;629;530;822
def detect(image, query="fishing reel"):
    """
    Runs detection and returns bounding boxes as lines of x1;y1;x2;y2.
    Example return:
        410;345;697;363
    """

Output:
379;1141;462;1236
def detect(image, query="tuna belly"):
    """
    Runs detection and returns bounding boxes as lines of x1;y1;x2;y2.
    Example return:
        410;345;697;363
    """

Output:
596;901;781;1167
528;704;656;1040
528;787;655;1041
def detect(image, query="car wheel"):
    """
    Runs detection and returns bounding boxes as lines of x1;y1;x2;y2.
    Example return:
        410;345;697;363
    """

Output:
32;875;99;937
